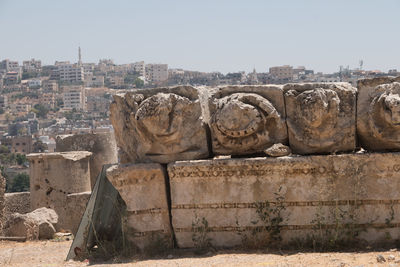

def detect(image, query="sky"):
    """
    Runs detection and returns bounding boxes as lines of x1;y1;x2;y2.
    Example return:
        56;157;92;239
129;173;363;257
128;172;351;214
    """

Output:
0;0;399;74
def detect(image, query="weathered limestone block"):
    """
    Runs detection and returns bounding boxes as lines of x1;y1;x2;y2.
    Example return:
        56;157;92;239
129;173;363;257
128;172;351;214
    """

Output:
168;153;400;248
106;163;173;251
110;86;209;164
207;85;288;155
27;152;92;232
56;132;118;187
65;191;91;234
357;76;400;151
4;192;31;219
283;83;357;154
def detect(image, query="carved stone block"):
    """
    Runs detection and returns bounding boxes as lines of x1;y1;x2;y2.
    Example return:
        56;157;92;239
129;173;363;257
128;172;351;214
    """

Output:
357;76;400;151
106;163;173;251
207;85;288;155
168;153;400;248
110;86;209;164
283;83;357;154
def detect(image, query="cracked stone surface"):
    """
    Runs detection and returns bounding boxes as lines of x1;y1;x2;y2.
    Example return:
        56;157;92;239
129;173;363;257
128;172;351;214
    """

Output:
207;85;287;155
283;83;357;155
357;76;400;151
110;86;209;164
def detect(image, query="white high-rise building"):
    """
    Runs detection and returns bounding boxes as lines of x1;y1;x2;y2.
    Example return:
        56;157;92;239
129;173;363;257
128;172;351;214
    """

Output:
63;86;86;110
145;63;168;83
58;64;84;83
132;61;146;76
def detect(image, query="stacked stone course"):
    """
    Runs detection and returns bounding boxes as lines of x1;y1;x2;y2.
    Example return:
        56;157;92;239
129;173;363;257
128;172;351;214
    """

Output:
106;77;400;250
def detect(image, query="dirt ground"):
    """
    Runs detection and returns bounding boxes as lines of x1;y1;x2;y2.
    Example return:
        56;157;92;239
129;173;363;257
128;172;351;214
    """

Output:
1;240;400;267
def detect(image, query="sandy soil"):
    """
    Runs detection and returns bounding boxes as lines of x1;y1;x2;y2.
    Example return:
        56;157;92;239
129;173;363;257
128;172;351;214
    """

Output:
1;240;400;267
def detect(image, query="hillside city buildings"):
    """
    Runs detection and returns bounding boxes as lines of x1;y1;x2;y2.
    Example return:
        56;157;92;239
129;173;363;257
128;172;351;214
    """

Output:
0;47;398;164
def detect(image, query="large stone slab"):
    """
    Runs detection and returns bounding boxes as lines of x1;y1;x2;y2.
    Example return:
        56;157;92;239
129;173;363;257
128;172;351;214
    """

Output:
56;132;118;188
106;163;173;252
110;86;209;164
168;153;400;248
357;76;400;151
283;83;357;155
27;152;92;232
207;85;288;155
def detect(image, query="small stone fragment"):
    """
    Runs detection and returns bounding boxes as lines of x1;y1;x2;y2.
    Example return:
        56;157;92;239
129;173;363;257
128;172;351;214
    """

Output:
388;254;395;261
376;254;386;263
265;143;291;157
38;220;56;239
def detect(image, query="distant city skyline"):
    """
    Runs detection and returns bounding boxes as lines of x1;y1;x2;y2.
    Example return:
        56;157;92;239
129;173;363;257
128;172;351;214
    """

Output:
1;0;400;74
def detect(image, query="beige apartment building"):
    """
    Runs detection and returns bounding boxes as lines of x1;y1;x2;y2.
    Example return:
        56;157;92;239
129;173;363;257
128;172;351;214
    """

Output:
63;86;86;111
269;65;293;80
146;64;168;83
42;80;59;92
58;64;84;83
132;61;146;76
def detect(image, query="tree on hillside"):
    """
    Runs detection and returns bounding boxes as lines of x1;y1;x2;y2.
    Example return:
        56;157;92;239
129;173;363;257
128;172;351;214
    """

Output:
33;104;49;118
134;77;144;88
33;140;48;153
8;173;29;192
15;154;27;165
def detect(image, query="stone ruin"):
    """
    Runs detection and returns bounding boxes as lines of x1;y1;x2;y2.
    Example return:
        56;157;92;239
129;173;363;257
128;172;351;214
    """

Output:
55;132;118;188
27;152;92;233
65;77;400;260
0;133;118;240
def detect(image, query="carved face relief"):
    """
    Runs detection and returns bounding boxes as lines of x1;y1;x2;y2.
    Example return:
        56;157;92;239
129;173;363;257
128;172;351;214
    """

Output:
285;88;342;151
211;93;285;153
110;87;209;163
135;93;189;140
293;89;340;131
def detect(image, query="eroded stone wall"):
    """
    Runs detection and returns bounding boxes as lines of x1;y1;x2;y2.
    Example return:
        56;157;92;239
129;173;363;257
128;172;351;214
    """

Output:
4;192;31;217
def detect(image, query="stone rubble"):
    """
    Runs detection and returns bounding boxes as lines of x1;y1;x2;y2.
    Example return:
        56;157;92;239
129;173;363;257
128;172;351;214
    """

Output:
3;207;58;240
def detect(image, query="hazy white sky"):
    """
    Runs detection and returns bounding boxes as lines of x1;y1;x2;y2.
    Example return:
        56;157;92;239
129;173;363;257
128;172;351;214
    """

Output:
0;0;399;73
